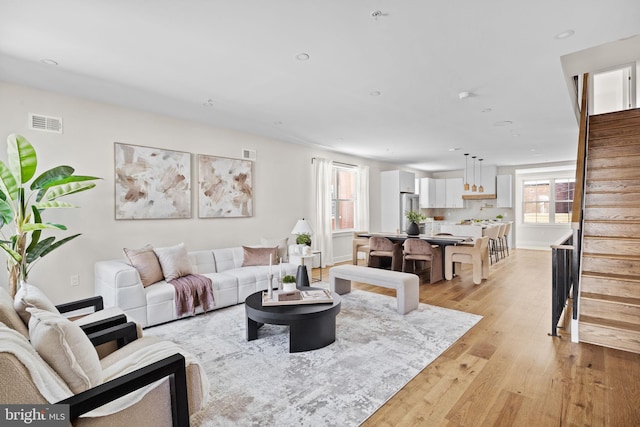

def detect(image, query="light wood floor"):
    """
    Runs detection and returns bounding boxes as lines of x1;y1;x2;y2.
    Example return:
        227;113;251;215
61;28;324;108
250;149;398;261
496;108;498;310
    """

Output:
311;249;640;426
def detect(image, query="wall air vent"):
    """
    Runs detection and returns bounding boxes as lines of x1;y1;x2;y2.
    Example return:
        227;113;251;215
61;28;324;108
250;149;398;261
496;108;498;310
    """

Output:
242;148;256;160
29;113;63;134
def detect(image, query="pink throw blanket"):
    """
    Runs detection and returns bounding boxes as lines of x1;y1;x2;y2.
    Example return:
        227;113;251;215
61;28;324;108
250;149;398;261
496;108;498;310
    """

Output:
168;274;215;317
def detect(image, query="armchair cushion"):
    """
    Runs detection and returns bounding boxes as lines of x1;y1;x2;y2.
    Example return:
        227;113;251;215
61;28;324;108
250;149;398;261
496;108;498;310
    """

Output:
27;308;103;394
154;243;193;281
123;245;164;287
14;283;60;325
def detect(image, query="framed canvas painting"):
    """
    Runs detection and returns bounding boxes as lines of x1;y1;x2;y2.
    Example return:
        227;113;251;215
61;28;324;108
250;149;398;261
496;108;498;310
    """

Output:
198;154;253;218
114;142;191;219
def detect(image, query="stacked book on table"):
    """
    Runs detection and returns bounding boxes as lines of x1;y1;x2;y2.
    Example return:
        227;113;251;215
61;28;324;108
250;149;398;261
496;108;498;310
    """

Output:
262;289;333;306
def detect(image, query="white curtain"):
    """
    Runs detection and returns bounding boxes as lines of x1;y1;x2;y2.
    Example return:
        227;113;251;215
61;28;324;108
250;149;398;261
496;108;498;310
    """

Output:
356;165;370;232
314;158;333;267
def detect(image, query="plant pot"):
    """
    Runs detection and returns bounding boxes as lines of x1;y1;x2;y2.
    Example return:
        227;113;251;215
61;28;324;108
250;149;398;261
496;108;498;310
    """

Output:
407;222;420;236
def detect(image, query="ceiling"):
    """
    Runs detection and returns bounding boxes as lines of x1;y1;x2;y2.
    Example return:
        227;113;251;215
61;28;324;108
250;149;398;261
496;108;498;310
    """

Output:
0;1;638;171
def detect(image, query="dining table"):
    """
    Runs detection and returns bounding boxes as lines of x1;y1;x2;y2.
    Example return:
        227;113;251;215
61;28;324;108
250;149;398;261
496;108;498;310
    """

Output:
357;233;473;274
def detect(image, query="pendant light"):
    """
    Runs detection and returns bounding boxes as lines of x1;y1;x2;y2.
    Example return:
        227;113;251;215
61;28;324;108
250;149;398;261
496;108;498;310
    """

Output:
471;156;477;192
478;158;484;193
463;153;470;191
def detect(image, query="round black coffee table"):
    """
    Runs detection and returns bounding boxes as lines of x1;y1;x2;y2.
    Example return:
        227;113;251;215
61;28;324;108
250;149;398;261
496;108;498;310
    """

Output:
245;288;341;353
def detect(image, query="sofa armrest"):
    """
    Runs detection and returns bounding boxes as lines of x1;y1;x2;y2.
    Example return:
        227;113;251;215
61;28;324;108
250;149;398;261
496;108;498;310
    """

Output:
58;353;189;426
56;296;104;314
95;260;147;312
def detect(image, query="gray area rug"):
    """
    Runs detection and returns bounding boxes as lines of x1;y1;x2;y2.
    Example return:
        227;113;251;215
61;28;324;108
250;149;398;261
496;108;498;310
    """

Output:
145;287;482;426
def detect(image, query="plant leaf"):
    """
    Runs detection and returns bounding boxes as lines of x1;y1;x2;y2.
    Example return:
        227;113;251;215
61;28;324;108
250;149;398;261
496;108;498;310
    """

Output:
43;182;96;201
34;201;78;209
26;236;55;263
7;134;37;185
25;206;42;254
36;234;80;260
22;223;67;232
30;165;74;190
0;243;22;263
0;160;18;200
0;198;13;226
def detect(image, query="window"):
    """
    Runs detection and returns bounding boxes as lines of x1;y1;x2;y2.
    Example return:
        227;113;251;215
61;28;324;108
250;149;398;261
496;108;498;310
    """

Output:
331;165;357;231
522;178;574;224
592;64;635;115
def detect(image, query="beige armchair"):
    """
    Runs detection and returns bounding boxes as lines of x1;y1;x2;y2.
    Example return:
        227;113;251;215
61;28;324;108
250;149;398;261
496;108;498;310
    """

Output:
0;309;207;426
444;236;490;285
8;284;142;358
402;239;443;283
352;231;370;265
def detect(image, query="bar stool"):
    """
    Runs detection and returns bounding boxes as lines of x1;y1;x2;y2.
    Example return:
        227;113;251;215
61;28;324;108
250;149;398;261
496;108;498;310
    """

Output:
502;222;512;256
483;225;501;264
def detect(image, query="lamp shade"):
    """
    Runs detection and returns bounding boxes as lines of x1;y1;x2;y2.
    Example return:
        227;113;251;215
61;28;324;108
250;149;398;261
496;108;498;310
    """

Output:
291;219;313;235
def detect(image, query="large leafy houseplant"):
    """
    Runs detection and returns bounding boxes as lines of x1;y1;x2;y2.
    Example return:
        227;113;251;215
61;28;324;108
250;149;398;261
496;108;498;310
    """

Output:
0;134;100;297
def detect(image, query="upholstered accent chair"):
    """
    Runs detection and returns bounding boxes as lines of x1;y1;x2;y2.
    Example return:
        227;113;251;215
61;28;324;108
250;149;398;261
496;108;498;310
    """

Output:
367;236;402;271
352;231;370;265
444;236;490;285
402;239;443;283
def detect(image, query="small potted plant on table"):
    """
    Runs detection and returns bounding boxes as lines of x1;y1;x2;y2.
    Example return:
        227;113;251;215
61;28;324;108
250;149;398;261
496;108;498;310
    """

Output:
405;210;426;236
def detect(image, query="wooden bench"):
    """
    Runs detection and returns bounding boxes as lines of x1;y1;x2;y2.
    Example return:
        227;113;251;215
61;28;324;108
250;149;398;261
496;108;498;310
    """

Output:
329;265;419;314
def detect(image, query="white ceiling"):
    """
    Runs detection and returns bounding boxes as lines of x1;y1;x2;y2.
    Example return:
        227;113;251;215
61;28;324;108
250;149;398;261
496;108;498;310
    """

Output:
0;1;639;171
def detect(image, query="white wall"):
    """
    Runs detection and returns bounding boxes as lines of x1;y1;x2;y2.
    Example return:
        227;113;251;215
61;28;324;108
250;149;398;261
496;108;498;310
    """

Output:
0;82;398;303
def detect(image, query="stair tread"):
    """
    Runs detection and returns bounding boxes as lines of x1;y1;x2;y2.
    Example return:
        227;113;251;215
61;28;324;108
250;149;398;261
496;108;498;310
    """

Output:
581;292;640;307
579;315;640;333
582;271;640;283
582;253;640;261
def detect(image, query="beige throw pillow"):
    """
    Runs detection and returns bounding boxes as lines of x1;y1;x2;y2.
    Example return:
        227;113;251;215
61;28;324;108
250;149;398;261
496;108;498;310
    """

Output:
154;243;193;281
242;246;279;267
123;244;164;287
14;283;60;325
260;237;288;261
0;287;29;338
28;307;102;394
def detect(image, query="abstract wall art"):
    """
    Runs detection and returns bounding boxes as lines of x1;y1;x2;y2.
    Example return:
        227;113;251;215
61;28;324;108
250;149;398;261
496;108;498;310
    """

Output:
114;143;191;219
197;154;253;218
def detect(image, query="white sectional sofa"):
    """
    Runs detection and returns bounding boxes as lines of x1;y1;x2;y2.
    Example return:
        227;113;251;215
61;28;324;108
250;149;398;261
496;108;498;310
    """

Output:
95;246;298;328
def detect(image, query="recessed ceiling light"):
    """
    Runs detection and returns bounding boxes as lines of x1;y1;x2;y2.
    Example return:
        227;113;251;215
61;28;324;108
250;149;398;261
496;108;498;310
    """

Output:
296;53;310;61
511;133;520;137
481;108;492;113
458;91;472;100
202;98;214;107
369;90;381;97
40;58;58;66
448;147;461;152
554;29;575;40
494;120;513;127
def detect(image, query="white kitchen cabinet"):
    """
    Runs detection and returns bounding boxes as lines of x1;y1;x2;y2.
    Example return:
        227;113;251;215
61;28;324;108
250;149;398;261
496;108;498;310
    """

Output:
496;174;513;208
399;171;415;193
419;178;436;208
445;178;464;208
434;179;446;208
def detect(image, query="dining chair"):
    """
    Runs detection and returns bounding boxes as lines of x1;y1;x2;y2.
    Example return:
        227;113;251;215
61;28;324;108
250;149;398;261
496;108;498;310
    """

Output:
368;236;402;271
402;239;443;283
444;236;489;285
352;231;370;265
496;223;507;259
